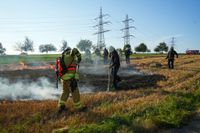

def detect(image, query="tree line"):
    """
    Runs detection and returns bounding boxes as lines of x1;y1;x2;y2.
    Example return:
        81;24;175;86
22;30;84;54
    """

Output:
0;36;169;55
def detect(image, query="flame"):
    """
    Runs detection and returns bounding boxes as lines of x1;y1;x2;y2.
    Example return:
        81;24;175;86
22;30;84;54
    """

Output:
49;64;54;70
19;61;28;69
18;62;55;70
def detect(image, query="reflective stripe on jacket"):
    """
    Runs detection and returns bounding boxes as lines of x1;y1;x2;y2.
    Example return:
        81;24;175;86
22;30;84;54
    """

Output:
61;51;81;80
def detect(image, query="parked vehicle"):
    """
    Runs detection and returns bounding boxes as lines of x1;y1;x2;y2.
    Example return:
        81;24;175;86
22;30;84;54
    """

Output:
186;50;199;55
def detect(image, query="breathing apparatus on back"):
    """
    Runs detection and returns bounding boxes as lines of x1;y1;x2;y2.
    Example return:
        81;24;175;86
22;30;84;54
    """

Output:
55;47;71;77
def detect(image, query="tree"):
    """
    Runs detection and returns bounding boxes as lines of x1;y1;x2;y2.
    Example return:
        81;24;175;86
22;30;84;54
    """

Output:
22;36;34;53
39;44;57;53
14;42;23;53
94;48;101;56
154;47;160;53
147;49;151;53
13;37;34;54
60;40;68;52
0;42;6;55
154;42;168;53
135;43;148;52
77;39;92;52
123;44;131;51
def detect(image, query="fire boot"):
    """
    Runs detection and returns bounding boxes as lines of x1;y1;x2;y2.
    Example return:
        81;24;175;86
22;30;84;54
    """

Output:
75;102;87;112
77;105;87;112
57;105;66;114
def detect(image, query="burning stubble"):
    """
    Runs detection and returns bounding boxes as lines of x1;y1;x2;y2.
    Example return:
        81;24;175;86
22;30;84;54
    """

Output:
0;59;143;100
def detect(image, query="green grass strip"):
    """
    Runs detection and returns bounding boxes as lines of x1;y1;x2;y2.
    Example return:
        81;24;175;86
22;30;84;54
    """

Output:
70;81;200;133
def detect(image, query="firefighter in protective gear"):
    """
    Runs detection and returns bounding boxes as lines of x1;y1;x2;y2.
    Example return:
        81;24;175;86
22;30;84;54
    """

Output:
109;46;121;90
166;47;178;69
103;48;109;64
124;44;132;65
58;47;86;113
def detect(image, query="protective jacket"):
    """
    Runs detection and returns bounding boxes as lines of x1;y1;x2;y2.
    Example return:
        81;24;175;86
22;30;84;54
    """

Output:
110;49;120;68
166;50;178;60
61;48;81;80
110;49;121;90
104;48;108;57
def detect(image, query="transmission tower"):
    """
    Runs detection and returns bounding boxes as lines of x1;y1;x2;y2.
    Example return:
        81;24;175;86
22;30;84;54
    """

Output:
93;7;110;50
170;37;175;47
121;14;135;46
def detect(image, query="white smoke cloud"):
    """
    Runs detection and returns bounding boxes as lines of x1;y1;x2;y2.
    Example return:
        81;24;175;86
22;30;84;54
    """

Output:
80;65;107;75
80;63;142;76
0;77;96;100
0;62;142;100
0;77;61;100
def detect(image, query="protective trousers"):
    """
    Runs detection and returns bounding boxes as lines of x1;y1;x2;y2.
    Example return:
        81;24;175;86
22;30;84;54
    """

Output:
58;79;82;109
111;66;120;89
168;59;174;69
125;55;130;64
104;56;108;64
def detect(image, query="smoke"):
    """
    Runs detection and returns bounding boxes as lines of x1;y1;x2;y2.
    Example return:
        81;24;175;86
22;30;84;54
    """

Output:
80;65;107;75
0;77;60;100
79;61;142;76
0;77;96;100
80;56;108;75
0;58;143;101
119;62;143;76
79;85;96;93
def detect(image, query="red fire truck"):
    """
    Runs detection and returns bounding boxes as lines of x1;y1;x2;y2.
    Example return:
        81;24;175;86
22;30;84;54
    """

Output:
186;50;199;55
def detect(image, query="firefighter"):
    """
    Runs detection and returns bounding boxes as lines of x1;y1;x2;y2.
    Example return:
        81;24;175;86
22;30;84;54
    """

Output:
103;48;108;64
166;47;178;69
58;47;86;113
124;44;132;65
109;46;121;90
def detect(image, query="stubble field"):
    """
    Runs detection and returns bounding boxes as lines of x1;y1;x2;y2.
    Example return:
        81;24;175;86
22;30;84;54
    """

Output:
0;54;200;133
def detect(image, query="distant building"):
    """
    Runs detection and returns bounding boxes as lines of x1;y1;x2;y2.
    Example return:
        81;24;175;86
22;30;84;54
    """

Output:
186;50;199;55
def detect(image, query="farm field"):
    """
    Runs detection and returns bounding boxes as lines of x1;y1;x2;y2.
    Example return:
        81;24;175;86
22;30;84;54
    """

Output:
0;53;167;64
0;54;200;133
0;54;59;64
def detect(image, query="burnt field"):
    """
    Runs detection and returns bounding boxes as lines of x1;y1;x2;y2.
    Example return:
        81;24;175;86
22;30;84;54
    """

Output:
0;61;166;95
1;55;200;133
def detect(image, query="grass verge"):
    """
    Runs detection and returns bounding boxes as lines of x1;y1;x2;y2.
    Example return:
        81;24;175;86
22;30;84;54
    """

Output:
69;81;200;133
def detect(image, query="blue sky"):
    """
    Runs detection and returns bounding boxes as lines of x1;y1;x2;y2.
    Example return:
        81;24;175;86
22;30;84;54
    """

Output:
0;0;199;54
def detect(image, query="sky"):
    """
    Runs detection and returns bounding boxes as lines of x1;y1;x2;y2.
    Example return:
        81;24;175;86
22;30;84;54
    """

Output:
0;0;199;54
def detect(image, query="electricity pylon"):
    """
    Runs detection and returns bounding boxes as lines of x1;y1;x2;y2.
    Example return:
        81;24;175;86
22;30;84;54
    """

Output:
93;7;111;50
121;14;135;46
170;37;175;48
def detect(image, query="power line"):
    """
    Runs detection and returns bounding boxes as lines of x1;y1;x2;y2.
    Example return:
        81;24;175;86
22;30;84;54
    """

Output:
93;7;111;49
121;14;135;46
